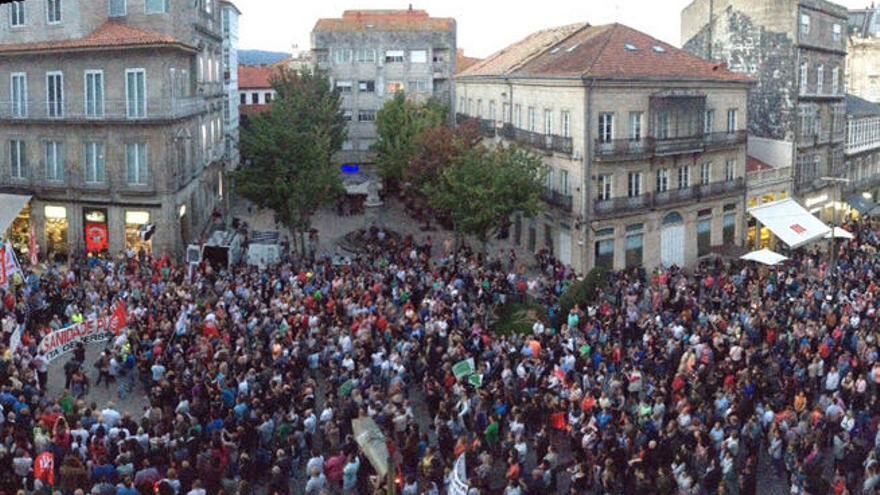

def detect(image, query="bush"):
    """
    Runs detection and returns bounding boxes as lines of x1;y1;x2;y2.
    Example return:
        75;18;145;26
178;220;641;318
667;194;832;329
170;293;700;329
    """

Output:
558;267;609;319
493;299;548;337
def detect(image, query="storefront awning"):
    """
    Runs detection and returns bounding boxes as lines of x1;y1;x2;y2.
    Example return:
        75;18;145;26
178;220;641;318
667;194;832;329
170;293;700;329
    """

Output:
740;248;788;266
748;198;831;249
847;195;878;216
0;194;31;235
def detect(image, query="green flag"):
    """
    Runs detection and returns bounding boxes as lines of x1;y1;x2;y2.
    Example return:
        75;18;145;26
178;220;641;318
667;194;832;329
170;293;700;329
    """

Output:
580;344;591;356
468;374;483;388
339;379;355;397
452;358;475;379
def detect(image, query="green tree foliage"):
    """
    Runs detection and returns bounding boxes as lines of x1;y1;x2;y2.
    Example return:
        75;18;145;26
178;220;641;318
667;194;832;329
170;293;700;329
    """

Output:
424;144;546;251
558;267;610;318
236;67;346;254
373;93;447;186
406;118;481;193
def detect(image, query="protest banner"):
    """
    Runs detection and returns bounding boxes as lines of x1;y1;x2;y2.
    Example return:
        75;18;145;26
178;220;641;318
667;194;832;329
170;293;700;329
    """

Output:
452;357;475;379
449;453;469;495
0;243;20;288
37;302;128;362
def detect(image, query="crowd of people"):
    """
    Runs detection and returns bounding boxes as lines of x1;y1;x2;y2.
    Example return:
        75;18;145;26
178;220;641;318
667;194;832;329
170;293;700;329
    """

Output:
0;217;879;495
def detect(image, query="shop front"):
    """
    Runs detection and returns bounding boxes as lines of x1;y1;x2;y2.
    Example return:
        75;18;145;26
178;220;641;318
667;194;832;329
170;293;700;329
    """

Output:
125;210;152;254
83;208;109;254
44;205;70;260
747;192;788;250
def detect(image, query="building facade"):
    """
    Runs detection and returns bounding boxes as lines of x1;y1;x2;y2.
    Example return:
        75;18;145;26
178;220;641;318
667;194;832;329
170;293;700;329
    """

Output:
846;6;880;104
238;66;275;109
311;8;456;164
0;0;229;259
844;94;880;204
456;23;750;272
221;1;240;175
682;0;848;221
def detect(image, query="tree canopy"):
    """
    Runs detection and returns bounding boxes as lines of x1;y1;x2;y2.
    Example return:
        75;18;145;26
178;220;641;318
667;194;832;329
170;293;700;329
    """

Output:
373;93;448;186
236;67;346;254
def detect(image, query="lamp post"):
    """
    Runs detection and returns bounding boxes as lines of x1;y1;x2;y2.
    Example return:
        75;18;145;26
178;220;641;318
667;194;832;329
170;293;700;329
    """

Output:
820;176;851;273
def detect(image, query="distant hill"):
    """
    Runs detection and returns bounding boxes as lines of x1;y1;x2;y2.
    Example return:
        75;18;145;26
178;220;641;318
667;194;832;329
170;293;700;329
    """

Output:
239;50;290;67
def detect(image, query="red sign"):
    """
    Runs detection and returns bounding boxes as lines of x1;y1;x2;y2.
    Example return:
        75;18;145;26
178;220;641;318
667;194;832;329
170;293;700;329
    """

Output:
85;223;109;253
790;224;807;235
35;452;55;486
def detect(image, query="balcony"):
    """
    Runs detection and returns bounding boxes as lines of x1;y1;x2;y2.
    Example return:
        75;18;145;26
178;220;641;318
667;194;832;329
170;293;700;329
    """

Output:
595;131;746;161
594;178;745;218
653;187;695;207
595;194;650;217
542;188;573;212
0;98;207;123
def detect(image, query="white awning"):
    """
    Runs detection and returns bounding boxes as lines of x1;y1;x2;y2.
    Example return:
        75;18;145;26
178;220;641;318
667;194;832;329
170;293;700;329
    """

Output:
0;194;31;235
740;248;788;266
825;227;854;240
748;198;831;249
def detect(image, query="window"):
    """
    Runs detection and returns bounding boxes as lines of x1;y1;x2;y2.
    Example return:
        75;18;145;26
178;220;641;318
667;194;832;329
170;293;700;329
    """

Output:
358;110;376;122
726;109;737;133
488;101;496;121
514;105;522;127
85;70;104;118
84;142;105;184
335;80;352;93
203;0;212;13
704;109;714;134
833;23;841;42
410;50;427;63
725;159;736;181
597;174;613;201
629;112;642;141
625;228;644;268
656;111;671;139
697;217;712;257
126;143;149;185
109;0;126;17
599;113;614;143
545;167;555;189
9;140;26;179
560;169;570;195
385;50;405;63
723;213;736;244
47;0;61;23
700;162;711;185
251;93;258;104
46;72;63;118
594;228;614;270
11;73;26;118
467;99;472;114
44;141;64;182
145;0;168;13
10;1;24;26
801;13;810;34
527;107;536;132
408;80;427;93
341;140;354;151
832;67;839;95
358;80;375;93
125;69;146;118
627;172;642;197
561;111;571;138
355;49;376;64
816;65;824;95
800;63;808;95
342;110;352;121
678;166;690;189
333;48;353;64
387;81;404;94
544;109;553;135
656;168;669;192
502;103;510;123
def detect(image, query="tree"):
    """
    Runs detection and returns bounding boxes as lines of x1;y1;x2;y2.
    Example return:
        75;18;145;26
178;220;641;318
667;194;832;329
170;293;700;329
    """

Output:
407;119;481;191
424;144;546;253
373;93;447;187
236;67;346;255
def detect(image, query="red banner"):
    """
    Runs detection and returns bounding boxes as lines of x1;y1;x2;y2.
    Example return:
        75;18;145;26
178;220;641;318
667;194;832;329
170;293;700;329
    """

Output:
35;452;54;486
38;302;128;362
85;223;108;253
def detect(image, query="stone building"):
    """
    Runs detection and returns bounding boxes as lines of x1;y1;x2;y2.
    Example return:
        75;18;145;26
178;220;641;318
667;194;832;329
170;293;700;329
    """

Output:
844;94;880;209
221;1;240;177
455;23;750;272
0;0;231;259
682;0;848;221
311;8;456;165
846;6;880;103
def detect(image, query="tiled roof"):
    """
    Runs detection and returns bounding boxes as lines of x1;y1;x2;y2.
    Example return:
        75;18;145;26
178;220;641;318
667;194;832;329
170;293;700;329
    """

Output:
455;49;481;75
747;156;774;173
239;66;276;89
846;94;880;118
313;9;454;33
0;21;195;55
461;23;752;83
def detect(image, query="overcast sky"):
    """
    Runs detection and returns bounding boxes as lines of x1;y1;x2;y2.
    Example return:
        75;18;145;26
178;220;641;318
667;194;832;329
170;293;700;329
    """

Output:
232;0;869;57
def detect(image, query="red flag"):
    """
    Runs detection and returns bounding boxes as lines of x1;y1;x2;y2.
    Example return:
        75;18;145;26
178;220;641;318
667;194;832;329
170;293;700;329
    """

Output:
35;451;55;486
550;412;567;431
110;301;128;335
0;246;7;287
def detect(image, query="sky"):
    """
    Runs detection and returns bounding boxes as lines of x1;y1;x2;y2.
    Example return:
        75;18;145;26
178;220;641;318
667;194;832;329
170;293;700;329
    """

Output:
232;0;870;58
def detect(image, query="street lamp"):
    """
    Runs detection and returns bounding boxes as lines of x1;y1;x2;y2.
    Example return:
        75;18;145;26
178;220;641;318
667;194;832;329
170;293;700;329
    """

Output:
820;176;851;272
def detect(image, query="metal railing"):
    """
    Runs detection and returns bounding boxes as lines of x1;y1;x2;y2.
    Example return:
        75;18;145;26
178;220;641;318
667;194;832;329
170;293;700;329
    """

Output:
748;166;792;188
594;178;745;217
0;97;207;121
542;188;573;212
595;131;746;160
595;194;650;215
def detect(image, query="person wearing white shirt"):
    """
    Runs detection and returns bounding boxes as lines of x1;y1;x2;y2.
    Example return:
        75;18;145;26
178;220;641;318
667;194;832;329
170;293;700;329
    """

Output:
825;366;841;392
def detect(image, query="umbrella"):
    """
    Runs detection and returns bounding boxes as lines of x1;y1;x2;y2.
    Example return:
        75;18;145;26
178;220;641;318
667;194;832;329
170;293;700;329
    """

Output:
824;227;854;240
740;248;789;266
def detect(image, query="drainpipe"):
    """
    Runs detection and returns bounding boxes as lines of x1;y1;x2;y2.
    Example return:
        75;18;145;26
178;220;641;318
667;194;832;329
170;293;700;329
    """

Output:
582;77;594;272
708;0;714;60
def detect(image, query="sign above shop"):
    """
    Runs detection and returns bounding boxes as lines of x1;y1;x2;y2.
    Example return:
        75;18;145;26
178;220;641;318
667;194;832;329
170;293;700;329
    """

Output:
84;210;107;223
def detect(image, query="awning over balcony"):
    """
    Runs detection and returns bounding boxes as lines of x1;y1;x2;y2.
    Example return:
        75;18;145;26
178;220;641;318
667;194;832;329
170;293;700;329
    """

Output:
846;194;879;216
0;194;30;234
748;198;831;249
